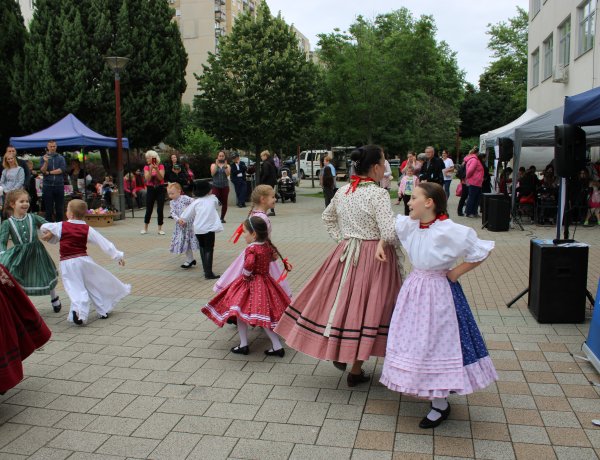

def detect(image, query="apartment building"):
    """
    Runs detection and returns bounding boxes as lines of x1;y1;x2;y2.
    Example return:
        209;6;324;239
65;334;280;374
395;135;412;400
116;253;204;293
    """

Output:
528;0;599;113
170;0;259;104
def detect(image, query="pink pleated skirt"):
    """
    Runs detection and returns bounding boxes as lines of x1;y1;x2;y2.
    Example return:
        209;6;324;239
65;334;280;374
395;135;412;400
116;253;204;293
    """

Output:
275;239;402;363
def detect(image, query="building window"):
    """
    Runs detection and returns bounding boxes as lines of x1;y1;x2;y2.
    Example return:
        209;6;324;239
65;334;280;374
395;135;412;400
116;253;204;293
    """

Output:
531;0;541;20
578;0;596;55
531;48;540;87
558;17;571;66
543;34;553;80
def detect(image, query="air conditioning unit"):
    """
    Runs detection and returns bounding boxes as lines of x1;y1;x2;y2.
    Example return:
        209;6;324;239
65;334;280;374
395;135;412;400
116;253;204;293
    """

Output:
553;65;569;83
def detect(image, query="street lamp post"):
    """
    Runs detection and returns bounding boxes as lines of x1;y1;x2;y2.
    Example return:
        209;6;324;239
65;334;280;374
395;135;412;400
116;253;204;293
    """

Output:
104;56;129;220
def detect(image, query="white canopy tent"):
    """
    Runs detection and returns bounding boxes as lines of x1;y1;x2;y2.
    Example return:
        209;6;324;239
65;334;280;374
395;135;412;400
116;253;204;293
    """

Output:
479;109;539;150
490;106;600;212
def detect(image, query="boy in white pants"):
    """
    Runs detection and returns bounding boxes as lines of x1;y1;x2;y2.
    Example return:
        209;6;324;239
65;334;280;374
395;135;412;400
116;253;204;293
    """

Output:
41;199;130;325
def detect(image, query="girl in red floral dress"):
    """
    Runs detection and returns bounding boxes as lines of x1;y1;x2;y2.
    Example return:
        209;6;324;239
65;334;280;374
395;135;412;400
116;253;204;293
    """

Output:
202;216;291;357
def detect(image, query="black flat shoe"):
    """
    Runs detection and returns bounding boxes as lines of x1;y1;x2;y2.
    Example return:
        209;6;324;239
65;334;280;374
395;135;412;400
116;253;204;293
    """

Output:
347;370;370;387
72;311;83;325
333;361;347;371
51;297;62;313
181;260;197;269
98;313;109;319
419;403;451;429
231;345;249;355
205;273;220;280
264;348;285;357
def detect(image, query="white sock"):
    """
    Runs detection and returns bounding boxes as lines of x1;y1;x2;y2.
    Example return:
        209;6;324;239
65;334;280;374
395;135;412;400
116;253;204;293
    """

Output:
238;321;248;347
427;398;448;421
185;249;194;263
50;290;60;304
263;327;282;351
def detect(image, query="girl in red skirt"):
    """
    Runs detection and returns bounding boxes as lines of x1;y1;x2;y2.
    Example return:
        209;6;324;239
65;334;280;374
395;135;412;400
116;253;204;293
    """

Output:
275;145;403;386
202;216;291;357
0;264;51;394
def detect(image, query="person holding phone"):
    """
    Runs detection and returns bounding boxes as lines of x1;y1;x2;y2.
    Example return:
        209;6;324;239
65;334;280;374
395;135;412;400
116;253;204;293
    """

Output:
210;151;231;223
141;150;166;235
39;140;67;222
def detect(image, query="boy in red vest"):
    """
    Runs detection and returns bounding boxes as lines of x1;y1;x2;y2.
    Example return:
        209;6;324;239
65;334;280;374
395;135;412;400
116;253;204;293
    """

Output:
41;199;130;325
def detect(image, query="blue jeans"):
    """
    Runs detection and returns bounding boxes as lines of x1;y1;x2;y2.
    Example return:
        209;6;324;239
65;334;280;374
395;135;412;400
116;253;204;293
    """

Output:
443;180;452;198
232;180;247;206
466;185;482;216
42;185;65;222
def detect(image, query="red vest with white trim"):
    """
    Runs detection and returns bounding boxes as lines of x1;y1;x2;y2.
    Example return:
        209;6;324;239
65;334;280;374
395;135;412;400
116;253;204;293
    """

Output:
59;222;89;261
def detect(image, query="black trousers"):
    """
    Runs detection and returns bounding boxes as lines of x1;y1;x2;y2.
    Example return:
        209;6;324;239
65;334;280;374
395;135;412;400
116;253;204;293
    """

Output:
196;232;215;249
457;183;469;216
144;185;165;225
323;186;335;207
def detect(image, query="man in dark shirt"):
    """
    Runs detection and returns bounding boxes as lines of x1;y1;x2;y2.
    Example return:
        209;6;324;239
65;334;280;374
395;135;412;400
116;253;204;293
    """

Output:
40;140;67;222
419;146;445;185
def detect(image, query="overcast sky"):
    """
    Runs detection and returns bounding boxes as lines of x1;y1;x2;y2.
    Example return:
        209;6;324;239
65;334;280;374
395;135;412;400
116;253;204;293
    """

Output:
266;0;528;85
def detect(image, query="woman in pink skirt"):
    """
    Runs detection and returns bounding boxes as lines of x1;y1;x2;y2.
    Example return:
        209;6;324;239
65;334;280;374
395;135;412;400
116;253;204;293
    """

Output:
275;145;403;386
380;183;497;429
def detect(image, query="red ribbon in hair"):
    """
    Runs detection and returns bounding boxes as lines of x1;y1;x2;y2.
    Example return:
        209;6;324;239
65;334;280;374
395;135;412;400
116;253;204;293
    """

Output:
229;223;244;243
276;258;293;284
346;175;376;194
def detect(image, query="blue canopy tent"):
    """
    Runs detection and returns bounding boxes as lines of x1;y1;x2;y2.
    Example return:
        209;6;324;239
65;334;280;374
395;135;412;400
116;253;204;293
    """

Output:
564;87;600;373
9;113;129;149
564;86;600;126
10;113;131;218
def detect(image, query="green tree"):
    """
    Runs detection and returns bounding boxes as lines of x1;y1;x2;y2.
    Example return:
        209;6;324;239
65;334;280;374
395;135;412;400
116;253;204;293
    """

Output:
460;7;527;137
317;9;464;154
0;0;27;148
17;0;187;147
195;1;319;156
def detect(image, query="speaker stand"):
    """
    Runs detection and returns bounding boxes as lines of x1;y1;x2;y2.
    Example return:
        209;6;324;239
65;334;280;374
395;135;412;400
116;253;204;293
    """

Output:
506;288;528;308
507;287;595;309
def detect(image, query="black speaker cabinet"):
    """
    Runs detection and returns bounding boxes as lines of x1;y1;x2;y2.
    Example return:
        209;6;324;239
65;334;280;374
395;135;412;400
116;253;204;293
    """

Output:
528;240;588;323
482;194;510;231
554;124;586;178
498;137;514;162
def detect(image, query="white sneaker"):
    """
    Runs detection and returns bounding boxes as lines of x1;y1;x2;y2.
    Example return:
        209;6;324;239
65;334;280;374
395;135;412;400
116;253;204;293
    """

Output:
158;230;166;235
140;230;147;234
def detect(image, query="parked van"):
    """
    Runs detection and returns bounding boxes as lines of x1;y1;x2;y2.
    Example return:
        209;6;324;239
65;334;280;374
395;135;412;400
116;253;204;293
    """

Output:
298;150;329;179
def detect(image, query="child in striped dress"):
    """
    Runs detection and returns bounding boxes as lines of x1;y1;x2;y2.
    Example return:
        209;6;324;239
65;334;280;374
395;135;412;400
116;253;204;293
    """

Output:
0;189;61;312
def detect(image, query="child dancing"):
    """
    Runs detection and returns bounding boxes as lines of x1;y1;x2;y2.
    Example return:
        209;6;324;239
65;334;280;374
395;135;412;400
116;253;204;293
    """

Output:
179;180;223;279
41;199;130;325
202;216;290;357
380;182;497;429
0;189;61;311
167;182;199;268
214;184;292;297
0;264;52;395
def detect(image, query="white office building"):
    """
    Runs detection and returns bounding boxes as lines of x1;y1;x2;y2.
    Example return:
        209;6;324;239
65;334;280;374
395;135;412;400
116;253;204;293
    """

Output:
528;0;599;113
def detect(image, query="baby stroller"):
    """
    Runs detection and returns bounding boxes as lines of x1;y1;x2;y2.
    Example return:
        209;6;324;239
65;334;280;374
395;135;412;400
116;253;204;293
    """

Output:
277;167;296;203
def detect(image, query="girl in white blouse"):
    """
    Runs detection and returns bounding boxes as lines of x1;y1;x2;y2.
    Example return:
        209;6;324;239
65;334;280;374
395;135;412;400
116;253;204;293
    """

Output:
380;182;497;429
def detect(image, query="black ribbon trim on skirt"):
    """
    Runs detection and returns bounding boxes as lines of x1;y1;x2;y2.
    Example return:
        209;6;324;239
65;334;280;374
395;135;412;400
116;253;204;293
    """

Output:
284;306;389;340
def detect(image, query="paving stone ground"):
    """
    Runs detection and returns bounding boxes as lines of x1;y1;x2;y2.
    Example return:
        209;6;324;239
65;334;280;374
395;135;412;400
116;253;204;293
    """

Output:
1;181;600;459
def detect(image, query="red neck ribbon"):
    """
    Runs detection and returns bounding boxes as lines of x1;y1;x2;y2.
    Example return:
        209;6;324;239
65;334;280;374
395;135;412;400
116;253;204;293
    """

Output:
419;213;449;229
346;176;376;194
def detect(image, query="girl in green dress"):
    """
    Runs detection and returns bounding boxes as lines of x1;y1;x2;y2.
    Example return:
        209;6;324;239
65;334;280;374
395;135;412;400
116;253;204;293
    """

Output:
0;189;61;312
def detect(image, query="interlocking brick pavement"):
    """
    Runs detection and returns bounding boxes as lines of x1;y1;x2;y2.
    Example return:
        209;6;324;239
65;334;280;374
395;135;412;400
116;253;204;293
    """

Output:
1;181;600;459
